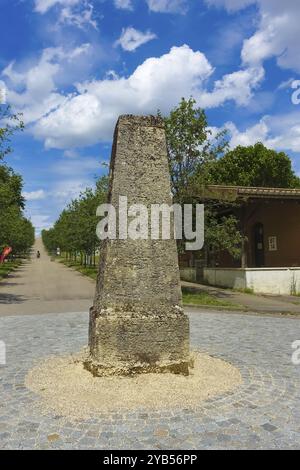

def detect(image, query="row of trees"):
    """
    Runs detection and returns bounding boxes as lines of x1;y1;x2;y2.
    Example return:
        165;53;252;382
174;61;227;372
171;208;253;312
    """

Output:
0;105;35;256
42;176;108;266
42;98;300;266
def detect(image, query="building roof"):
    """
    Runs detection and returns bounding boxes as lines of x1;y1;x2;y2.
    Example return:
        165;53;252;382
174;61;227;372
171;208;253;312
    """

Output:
200;185;300;202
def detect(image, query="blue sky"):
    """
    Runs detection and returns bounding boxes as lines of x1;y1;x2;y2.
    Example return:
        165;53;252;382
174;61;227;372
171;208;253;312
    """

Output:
1;0;300;233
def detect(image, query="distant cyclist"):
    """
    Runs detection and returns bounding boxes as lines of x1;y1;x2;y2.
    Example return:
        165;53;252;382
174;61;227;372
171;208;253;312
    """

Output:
37;251;41;259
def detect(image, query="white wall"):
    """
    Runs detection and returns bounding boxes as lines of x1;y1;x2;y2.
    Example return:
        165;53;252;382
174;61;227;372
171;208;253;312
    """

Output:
204;267;300;295
204;268;246;290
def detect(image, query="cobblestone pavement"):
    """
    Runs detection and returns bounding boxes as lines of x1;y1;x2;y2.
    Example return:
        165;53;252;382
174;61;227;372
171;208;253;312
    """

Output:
0;309;300;450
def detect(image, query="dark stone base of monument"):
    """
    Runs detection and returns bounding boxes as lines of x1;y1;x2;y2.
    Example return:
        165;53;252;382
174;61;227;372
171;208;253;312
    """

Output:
85;306;190;376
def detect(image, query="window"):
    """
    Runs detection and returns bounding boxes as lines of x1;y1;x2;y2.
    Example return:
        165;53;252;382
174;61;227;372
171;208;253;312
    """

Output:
268;236;277;252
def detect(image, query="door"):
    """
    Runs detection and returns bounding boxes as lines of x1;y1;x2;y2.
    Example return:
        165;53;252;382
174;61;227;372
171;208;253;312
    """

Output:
254;222;265;267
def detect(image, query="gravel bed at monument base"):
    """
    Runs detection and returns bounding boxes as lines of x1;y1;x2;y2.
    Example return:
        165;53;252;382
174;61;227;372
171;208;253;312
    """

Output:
25;350;242;422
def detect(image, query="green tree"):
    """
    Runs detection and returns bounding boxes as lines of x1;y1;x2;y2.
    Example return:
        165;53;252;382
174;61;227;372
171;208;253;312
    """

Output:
160;98;242;260
204;210;242;265
0;202;34;254
210;142;300;188
0;104;33;255
160;97;228;203
41;228;57;253
0;105;24;161
42;175;109;265
0;165;24;211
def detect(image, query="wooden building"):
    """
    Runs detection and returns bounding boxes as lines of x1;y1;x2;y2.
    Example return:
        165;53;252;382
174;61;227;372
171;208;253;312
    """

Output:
198;185;300;294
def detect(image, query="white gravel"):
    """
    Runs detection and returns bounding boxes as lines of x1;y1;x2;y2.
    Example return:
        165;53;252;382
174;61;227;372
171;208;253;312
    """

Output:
25;351;242;421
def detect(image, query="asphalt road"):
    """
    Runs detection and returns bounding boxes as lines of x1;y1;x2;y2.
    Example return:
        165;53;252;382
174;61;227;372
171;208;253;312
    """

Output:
0;239;95;317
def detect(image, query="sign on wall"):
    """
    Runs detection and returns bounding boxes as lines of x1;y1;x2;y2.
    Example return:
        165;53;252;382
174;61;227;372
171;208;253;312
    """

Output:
268;236;278;252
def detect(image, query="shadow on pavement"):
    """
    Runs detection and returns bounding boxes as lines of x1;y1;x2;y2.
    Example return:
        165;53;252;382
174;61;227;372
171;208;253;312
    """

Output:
0;279;24;286
0;293;27;304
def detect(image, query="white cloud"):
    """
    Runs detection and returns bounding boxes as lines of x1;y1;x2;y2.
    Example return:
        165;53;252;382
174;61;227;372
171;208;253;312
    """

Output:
115;27;157;51
146;0;188;14
114;0;133;10
59;3;98;30
34;0;97;29
34;0;80;14
3;45;265;149
30;214;52;232
25;154;104;232
224;111;300;153
205;0;255;12
198;66;264;108
63;149;79;158
32;45;215;148
3;53;65;124
206;0;300;73
263;112;300;153
23;190;47;201
241;1;300;72
225;119;269;148
277;78;295;91
50;179;94;201
2;44;91;124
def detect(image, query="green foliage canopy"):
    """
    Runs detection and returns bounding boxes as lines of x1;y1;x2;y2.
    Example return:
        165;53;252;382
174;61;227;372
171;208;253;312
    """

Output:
42;175;109;257
0;105;34;255
160;97;228;202
0;105;24;161
209;142;300;188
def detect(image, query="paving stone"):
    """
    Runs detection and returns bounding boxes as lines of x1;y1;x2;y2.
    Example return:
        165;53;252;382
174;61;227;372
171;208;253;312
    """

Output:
0;310;300;449
261;423;278;432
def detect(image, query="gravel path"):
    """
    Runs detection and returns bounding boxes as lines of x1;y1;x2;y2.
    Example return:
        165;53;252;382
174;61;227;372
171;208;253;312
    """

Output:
0;239;95;317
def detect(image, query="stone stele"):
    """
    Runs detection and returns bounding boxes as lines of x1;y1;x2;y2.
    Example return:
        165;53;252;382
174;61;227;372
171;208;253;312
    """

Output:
85;115;190;376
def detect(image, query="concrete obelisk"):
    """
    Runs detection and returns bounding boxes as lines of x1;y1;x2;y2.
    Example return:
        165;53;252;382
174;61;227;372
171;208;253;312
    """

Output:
85;115;190;376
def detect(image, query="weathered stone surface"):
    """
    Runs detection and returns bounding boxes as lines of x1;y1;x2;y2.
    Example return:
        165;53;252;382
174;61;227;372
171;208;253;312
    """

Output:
85;115;190;376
